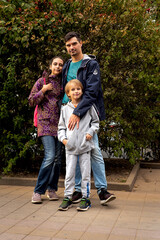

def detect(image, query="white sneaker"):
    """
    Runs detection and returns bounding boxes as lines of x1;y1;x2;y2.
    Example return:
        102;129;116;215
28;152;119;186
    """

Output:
31;192;42;204
47;190;59;201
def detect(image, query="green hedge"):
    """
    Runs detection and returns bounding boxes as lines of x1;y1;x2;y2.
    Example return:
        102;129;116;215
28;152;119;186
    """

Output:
0;0;160;172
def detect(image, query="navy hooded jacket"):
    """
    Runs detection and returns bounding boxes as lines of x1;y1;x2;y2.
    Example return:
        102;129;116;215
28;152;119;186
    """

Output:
62;54;106;121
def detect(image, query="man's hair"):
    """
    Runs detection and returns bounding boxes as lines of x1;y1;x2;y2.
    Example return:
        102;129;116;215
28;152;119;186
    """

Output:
65;79;83;98
64;32;81;43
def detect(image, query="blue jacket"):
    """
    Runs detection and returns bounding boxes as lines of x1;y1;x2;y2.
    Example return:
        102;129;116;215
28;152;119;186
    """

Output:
62;54;106;121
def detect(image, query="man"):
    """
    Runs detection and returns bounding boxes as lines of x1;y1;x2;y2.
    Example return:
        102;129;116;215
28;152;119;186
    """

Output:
62;31;116;205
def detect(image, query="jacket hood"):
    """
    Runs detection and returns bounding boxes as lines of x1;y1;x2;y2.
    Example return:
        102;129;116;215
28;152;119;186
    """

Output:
67;54;96;65
83;54;96;60
81;54;97;67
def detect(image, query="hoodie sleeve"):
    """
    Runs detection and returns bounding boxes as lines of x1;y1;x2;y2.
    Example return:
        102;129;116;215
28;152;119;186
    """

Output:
87;105;99;137
58;108;67;142
73;60;101;118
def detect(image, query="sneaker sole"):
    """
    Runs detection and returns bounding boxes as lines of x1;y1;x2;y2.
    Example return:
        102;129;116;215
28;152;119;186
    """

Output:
72;198;82;204
77;205;91;211
47;195;59;201
100;196;116;205
58;204;72;211
31;200;42;204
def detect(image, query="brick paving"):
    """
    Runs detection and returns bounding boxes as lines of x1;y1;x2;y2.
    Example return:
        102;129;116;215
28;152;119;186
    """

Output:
0;168;160;240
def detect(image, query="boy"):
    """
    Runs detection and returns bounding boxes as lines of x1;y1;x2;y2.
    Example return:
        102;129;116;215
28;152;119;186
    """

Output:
58;79;99;211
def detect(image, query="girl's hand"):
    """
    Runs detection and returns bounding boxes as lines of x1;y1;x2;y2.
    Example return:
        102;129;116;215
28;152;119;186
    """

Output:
41;83;53;94
62;139;68;145
86;134;92;141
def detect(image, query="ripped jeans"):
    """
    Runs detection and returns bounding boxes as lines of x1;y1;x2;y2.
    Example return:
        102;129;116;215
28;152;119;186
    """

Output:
34;136;62;194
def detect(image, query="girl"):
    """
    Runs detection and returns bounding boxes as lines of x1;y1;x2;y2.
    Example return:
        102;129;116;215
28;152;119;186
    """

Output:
28;56;64;203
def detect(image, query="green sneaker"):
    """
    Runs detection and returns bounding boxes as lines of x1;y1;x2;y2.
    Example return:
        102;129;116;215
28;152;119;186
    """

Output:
58;197;72;211
77;198;91;211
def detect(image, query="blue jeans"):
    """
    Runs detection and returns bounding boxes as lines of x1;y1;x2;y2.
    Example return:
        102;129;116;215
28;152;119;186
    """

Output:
75;133;107;194
34;136;62;194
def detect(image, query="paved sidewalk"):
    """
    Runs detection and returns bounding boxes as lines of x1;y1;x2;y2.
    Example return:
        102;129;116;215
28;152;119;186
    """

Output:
0;168;160;240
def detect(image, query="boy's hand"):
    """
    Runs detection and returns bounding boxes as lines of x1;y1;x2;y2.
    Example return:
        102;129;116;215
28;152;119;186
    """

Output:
68;114;80;130
86;134;92;141
62;139;68;145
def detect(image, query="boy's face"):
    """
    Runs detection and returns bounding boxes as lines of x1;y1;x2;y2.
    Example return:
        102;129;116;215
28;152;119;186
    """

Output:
68;83;83;102
65;37;82;57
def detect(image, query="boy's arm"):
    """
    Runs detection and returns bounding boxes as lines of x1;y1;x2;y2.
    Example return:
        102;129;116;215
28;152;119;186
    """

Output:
87;105;99;137
58;108;67;143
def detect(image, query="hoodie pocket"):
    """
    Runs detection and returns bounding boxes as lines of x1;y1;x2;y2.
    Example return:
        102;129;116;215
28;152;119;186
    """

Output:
79;132;92;151
66;136;76;151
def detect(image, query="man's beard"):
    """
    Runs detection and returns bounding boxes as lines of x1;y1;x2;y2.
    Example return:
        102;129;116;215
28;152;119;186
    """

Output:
70;50;77;56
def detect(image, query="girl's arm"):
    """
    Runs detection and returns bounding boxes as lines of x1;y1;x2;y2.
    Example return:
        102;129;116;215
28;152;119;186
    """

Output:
28;78;53;107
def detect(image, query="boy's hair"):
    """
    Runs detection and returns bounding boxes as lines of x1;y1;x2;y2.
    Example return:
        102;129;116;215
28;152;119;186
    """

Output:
65;79;83;98
64;32;81;43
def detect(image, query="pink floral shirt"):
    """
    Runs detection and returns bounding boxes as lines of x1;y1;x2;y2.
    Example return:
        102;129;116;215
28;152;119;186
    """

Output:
28;74;61;137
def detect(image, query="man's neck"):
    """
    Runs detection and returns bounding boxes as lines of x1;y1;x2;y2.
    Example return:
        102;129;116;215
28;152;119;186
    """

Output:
72;53;83;63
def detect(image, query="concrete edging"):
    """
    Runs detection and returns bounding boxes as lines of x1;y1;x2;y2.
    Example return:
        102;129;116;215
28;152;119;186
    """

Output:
106;162;140;191
0;162;140;192
140;161;160;169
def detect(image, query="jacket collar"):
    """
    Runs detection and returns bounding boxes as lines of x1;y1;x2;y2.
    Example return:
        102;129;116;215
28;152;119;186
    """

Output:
66;54;96;68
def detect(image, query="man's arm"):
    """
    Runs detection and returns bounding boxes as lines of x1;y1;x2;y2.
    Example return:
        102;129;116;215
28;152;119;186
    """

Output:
74;60;101;118
68;60;101;130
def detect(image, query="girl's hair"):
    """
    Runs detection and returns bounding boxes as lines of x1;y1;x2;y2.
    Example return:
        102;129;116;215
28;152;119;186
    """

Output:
65;79;83;97
49;56;64;67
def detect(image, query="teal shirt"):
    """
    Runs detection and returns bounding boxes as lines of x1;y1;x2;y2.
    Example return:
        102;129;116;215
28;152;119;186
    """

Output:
62;60;82;103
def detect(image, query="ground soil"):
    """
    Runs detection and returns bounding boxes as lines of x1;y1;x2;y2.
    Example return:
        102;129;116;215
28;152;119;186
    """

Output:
104;158;133;182
2;158;133;183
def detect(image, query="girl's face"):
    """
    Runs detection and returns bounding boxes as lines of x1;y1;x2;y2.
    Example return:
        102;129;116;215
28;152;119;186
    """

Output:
50;58;63;75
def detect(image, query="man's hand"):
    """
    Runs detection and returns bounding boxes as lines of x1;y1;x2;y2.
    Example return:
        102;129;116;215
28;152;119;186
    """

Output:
68;114;80;130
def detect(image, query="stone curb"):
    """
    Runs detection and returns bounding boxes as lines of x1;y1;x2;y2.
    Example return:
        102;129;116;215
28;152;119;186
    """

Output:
107;162;140;191
0;162;140;192
140;161;160;169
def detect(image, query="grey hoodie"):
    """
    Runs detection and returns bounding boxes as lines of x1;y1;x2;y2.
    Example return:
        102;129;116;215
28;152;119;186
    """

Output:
58;102;99;155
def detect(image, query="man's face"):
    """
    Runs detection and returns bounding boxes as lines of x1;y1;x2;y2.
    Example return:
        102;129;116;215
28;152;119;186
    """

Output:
65;37;82;57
